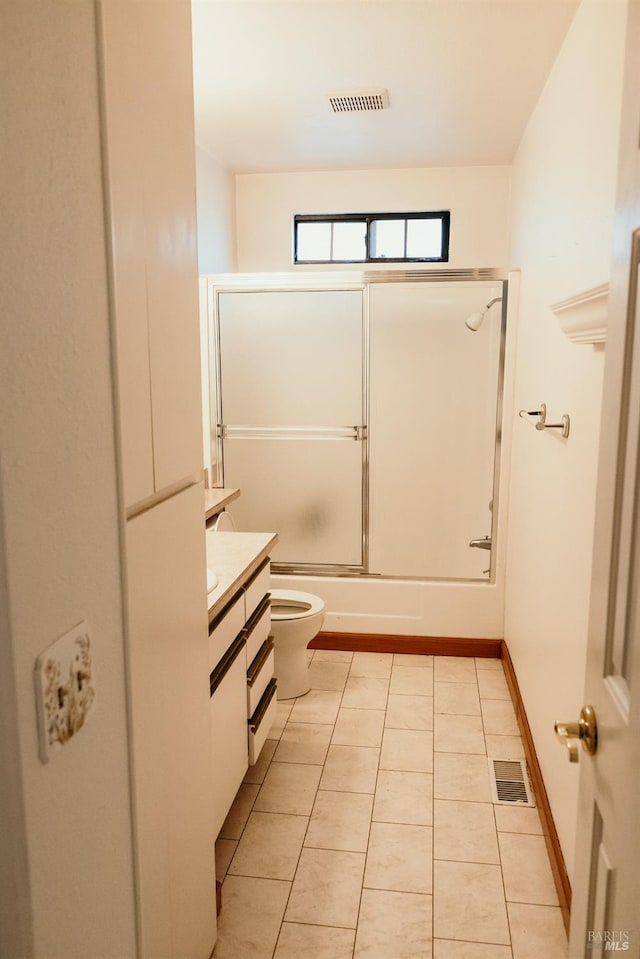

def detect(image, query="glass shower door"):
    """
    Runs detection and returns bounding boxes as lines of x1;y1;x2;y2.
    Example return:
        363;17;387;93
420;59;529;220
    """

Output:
215;288;366;568
368;280;503;580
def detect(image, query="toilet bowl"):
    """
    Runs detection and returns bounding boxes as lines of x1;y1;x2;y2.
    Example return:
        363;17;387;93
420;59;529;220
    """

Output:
210;510;325;699
270;589;325;700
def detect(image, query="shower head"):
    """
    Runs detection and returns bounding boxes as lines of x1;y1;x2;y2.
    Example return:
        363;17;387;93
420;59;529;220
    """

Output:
465;296;502;332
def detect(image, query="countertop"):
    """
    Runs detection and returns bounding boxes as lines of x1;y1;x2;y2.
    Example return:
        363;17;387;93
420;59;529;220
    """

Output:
206;530;278;622
204;487;240;522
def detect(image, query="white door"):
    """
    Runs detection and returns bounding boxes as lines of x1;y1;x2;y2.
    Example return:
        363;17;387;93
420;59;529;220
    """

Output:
568;7;640;955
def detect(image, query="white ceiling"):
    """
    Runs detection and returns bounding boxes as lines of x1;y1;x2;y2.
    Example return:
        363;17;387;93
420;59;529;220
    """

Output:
191;0;580;174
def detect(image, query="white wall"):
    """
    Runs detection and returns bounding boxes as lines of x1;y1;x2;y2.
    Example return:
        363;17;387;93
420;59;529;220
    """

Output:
235;165;511;272
0;4;137;957
506;0;627;882
195;147;236;482
195;145;237;273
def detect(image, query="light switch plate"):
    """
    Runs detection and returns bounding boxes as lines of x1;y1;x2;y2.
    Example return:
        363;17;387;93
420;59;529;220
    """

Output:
34;620;96;763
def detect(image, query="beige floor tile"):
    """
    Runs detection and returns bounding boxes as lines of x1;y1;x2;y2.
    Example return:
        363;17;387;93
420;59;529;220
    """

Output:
433;753;492;802
475;657;503;671
434;714;486;754
350;651;393;678
312;649;354;664
320;744;380;793
508;902;568;959
354;888;432;959
495;805;542;835
499;833;559;905
364;821;432;894
485;734;525;759
434;682;481;716
215;838;237;882
243;739;277;785
385;693;433;731
213;875;290;959
305;789;374;852
477;669;511;700
269;702;293;739
380;728;433;773
285;847;365;928
309;659;351;691
481;699;520;736
254;762;322;816
434;940;512;958
342;676;389;710
433;860;510;944
434;656;477;683
272;722;333;765
219;783;260;840
433;800;499;864
394;653;434;668
288;689;343;724
390;665;434;696
228;811;308;881
373;769;433;826
274;922;355;959
332;707;385;747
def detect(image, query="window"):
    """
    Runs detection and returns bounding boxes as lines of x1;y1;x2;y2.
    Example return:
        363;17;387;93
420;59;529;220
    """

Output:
294;211;450;264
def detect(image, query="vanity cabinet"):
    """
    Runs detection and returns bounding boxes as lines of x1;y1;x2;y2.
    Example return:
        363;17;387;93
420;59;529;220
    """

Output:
207;549;277;835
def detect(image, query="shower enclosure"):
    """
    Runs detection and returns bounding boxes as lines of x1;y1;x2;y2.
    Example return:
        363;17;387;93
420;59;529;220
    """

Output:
207;270;507;582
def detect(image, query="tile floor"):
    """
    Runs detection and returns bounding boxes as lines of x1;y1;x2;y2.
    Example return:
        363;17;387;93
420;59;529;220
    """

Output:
213;651;568;959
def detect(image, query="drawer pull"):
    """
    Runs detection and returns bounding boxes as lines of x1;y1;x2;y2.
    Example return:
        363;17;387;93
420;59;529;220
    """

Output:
249;678;277;732
209;593;241;630
245;558;270;591
210;633;246;697
247;638;275;686
244;594;271;635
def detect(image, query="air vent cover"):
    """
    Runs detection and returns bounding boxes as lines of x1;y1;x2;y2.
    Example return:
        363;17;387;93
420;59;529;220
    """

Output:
488;758;536;807
328;88;390;113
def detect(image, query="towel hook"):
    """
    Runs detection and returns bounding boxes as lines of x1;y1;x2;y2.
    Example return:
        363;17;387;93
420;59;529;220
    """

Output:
519;403;570;438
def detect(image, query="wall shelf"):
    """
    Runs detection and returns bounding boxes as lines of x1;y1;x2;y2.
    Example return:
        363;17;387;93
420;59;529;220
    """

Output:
550;283;609;345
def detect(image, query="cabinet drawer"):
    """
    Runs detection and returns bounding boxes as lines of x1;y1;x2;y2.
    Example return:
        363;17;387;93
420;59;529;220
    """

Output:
244;559;270;620
246;639;275;717
210;635;249;838
248;678;278;766
208;593;244;673
244;595;271;666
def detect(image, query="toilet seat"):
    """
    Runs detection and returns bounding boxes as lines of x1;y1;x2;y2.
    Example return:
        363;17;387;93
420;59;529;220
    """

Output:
270;589;325;621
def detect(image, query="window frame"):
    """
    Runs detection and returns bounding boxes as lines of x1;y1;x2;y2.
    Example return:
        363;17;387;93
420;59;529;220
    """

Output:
293;211;451;265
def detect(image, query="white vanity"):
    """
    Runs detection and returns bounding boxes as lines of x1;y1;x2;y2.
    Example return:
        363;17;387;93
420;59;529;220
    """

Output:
206;525;278;837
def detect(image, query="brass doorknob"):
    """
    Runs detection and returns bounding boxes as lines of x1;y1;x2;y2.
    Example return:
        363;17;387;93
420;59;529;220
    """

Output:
554;705;597;763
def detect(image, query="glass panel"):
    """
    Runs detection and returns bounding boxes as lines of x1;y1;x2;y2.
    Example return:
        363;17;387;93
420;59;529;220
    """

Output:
222;437;363;566
370;219;405;259
332;220;366;261
296;221;331;261
406;218;443;259
218;290;363;427
368;281;502;579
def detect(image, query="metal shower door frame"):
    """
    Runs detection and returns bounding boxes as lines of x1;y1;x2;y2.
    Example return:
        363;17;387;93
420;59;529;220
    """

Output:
207;268;508;581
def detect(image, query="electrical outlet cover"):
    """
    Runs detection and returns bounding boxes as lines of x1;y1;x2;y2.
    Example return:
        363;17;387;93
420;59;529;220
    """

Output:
34;620;96;763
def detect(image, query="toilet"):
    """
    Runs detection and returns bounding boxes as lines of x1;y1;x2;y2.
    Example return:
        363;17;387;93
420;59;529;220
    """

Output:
211;510;325;699
269;589;325;700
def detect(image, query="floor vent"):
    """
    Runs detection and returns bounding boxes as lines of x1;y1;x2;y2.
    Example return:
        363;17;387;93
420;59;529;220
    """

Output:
488;758;536;807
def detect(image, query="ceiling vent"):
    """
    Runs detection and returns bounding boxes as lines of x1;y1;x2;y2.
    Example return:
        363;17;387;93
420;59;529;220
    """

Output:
328;88;390;113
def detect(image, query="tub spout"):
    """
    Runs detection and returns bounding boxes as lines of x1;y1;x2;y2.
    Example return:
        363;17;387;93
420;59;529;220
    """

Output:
469;537;492;550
